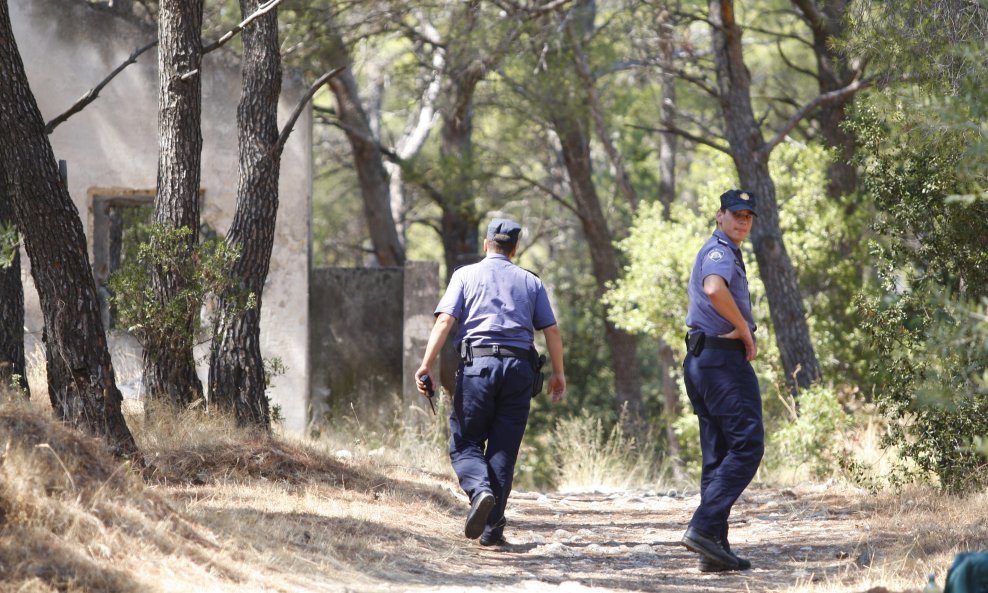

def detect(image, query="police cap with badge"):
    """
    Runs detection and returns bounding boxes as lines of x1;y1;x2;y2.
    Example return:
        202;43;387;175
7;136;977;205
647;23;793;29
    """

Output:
720;189;757;216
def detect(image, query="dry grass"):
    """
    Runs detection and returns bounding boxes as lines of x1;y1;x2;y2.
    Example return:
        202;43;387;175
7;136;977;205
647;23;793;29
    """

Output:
1;387;985;593
0;393;466;593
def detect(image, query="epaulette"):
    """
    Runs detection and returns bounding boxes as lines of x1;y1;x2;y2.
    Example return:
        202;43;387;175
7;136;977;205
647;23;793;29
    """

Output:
716;237;732;247
521;267;541;279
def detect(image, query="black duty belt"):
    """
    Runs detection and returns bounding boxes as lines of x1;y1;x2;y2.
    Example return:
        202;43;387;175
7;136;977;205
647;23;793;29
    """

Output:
704;336;746;351
467;344;531;359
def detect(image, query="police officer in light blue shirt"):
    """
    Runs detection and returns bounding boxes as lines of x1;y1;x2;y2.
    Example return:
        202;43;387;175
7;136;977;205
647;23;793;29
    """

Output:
680;190;764;572
416;218;566;546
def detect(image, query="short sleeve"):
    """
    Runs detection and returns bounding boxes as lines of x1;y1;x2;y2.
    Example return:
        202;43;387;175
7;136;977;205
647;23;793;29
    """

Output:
532;283;556;330
699;245;736;285
435;271;464;319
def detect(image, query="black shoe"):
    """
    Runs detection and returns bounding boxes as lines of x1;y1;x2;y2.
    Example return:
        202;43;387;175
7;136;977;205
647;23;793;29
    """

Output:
681;526;740;570
465;491;495;539
699;553;751;572
479;535;507;547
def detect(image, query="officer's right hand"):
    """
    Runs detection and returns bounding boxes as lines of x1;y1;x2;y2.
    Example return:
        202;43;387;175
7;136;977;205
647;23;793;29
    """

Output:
548;372;566;403
414;365;432;395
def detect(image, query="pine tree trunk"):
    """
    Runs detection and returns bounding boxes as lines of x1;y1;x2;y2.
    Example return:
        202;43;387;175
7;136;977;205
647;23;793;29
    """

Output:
709;0;821;390
552;113;646;439
0;2;137;455
656;4;678;216
207;0;281;430
793;0;859;202
324;25;405;268
435;5;486;392
0;168;28;394
146;0;205;407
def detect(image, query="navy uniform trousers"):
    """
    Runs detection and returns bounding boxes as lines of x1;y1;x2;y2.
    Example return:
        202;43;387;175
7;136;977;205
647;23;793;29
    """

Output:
683;345;764;544
449;355;536;542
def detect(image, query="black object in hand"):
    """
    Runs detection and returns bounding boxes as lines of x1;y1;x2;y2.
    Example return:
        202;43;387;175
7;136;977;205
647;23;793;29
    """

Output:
422;375;437;415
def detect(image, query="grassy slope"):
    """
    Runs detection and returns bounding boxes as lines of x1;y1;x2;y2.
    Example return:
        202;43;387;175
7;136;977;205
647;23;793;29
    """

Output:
2;397;986;593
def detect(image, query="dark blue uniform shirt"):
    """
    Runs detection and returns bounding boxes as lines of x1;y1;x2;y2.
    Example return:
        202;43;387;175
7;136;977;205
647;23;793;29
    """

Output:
685;229;756;337
435;253;556;350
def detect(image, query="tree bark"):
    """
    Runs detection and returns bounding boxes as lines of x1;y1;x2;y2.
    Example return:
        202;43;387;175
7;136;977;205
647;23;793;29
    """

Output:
551;110;646;439
709;0;821;390
656;4;678;216
324;25;405;267
0;167;28;394
0;1;137;455
146;0;205;407
207;0;282;430
791;0;859;202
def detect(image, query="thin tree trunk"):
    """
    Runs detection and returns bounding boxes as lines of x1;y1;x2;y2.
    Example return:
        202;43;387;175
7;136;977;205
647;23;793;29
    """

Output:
0;167;28;395
566;19;638;211
552;112;645;438
792;0;859;202
208;0;282;430
324;25;405;267
0;2;137;455
655;4;684;473
709;0;821;390
656;4;677;215
146;0;205;407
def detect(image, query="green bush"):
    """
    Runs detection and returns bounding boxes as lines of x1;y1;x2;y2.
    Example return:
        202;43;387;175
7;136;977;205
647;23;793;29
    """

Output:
109;224;251;347
765;384;853;480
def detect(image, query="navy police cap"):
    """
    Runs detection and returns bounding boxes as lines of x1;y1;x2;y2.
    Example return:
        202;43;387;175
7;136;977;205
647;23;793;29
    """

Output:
720;189;757;215
486;218;522;244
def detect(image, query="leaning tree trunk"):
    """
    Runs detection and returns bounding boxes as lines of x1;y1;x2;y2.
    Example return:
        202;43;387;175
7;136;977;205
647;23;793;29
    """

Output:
656;3;678;216
324;25;405;267
709;0;821;390
792;0;859;202
434;4;486;392
0;2;137;455
437;69;484;279
0;168;28;394
552;113;646;439
146;0;205;407
435;65;484;393
654;3;684;473
545;0;645;438
207;0;283;430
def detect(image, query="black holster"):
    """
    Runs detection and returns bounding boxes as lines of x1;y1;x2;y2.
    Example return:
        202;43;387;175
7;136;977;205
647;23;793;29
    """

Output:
685;331;706;356
532;351;546;397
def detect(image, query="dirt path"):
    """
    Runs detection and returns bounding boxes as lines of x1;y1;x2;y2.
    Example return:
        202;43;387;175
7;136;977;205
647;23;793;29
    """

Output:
386;483;896;593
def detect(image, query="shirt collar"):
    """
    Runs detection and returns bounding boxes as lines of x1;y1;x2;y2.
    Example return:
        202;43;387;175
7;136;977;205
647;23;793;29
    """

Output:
485;253;511;262
713;229;740;252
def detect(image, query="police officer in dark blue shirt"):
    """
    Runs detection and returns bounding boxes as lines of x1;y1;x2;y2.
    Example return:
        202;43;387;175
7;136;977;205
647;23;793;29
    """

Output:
680;189;764;572
415;218;566;546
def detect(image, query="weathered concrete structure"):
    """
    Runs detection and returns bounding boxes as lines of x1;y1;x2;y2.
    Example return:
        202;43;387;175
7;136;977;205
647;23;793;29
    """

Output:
11;0;312;432
309;262;440;429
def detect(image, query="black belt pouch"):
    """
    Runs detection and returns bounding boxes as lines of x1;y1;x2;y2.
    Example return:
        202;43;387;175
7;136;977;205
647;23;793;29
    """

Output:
686;332;706;356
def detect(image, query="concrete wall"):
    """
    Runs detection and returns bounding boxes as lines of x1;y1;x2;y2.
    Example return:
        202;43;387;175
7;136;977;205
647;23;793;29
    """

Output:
310;262;439;429
10;0;312;432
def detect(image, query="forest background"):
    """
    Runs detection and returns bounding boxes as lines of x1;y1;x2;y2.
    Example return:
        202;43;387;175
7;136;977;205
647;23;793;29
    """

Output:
0;0;986;509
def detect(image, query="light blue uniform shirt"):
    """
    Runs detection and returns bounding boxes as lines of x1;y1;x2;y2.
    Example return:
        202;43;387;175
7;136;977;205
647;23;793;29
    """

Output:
685;229;756;337
436;253;556;351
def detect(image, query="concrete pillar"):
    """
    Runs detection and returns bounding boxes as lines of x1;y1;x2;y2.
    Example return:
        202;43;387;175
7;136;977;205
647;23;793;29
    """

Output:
402;260;440;427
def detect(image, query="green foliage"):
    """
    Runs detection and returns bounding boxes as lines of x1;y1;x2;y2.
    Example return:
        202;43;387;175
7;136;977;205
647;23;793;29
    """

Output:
0;223;17;269
770;142;880;388
850;103;988;492
765;384;854;480
108;224;252;347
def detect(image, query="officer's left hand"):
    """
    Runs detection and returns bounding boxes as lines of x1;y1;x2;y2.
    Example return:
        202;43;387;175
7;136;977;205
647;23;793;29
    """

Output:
548;372;566;403
719;327;757;361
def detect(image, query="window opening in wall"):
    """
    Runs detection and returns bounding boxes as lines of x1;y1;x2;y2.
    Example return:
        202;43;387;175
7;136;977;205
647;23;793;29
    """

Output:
92;194;154;331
